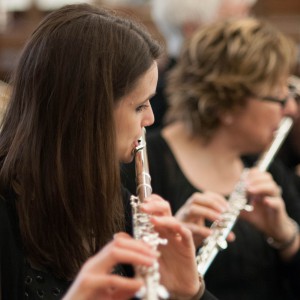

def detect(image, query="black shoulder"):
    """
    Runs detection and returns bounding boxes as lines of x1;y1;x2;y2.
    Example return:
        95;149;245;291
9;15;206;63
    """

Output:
0;193;25;299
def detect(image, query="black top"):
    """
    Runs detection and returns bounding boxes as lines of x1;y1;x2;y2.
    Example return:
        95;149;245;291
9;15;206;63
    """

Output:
122;129;300;300
0;187;216;300
0;191;72;300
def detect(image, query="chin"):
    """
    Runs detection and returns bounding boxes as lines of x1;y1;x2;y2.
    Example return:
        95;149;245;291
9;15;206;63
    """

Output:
244;141;266;155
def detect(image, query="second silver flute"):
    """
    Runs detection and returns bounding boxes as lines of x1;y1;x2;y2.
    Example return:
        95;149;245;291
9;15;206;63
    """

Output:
196;116;293;276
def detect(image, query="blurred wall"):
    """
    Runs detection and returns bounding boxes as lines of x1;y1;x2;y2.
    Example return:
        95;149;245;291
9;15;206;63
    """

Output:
0;0;299;82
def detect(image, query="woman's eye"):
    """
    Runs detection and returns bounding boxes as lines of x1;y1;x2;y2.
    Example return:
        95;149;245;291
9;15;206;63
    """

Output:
136;104;149;112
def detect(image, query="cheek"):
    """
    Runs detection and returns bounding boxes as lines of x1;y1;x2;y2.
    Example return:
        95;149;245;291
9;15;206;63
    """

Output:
117;120;134;150
248;117;277;147
115;120;128;154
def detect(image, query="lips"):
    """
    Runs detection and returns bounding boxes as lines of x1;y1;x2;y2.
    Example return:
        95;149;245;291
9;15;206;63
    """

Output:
130;140;139;155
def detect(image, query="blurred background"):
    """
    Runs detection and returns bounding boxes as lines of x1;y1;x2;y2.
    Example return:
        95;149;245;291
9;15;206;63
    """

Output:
0;0;299;82
0;0;300;174
0;0;300;82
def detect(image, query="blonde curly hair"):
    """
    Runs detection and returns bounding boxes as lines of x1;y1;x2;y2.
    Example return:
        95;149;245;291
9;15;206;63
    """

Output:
166;17;297;140
0;81;10;124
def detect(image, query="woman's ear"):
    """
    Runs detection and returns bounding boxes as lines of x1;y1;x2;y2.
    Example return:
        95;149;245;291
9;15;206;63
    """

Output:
221;113;233;125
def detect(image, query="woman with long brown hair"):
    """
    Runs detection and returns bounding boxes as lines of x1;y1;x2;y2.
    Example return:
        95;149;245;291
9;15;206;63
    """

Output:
0;4;208;299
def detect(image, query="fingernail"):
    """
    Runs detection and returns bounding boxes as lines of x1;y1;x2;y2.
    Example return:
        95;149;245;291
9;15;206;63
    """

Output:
221;205;228;212
140;202;148;208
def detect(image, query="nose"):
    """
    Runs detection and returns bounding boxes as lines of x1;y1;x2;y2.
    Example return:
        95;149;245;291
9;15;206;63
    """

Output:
283;93;299;119
142;105;155;127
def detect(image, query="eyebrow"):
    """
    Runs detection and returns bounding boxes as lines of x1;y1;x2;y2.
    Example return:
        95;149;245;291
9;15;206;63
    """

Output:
140;92;156;104
148;92;156;100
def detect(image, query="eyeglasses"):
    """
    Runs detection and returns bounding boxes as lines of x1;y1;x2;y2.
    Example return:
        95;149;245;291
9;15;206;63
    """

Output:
255;95;289;108
289;83;300;103
252;90;299;108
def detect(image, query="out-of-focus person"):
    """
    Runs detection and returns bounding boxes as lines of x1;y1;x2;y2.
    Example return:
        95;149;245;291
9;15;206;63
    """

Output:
122;17;300;300
149;0;257;129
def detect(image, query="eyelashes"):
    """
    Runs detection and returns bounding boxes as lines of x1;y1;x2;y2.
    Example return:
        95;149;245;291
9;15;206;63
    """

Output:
136;103;150;112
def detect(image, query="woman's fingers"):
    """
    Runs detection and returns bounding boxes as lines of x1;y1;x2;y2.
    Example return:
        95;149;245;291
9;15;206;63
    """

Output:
226;231;236;242
64;232;158;300
184;222;212;237
140;194;172;216
150;215;195;248
248;181;281;198
188;192;229;213
87;234;158;273
247;169;281;197
97;275;144;300
175;192;229;224
141;192;229;219
185;219;235;240
66;273;144;300
180;204;223;222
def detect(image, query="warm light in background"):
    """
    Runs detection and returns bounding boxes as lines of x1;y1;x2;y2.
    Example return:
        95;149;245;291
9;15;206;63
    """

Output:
36;0;92;10
2;0;92;11
2;0;32;11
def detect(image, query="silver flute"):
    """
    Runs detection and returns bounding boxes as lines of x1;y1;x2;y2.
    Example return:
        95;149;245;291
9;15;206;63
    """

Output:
196;116;293;276
130;128;169;300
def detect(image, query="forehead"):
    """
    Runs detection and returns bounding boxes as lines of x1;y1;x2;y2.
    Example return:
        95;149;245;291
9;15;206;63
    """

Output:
120;62;158;104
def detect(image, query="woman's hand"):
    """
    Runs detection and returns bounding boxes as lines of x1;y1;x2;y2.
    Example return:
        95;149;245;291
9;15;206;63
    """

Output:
63;233;157;300
141;194;204;300
175;192;235;247
242;168;292;237
241;167;300;258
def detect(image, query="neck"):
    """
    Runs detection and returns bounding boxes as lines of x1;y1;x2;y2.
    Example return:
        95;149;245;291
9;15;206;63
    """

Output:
172;121;243;165
162;122;245;194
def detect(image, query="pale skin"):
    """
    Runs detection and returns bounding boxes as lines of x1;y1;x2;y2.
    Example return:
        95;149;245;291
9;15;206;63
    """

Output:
65;198;201;300
241;167;300;260
164;82;300;260
64;63;202;300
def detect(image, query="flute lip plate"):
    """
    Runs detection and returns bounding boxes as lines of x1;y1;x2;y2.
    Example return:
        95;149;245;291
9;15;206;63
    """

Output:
135;141;146;152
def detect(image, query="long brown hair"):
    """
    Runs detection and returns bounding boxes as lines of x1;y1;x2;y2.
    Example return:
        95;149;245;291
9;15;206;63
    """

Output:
0;4;161;279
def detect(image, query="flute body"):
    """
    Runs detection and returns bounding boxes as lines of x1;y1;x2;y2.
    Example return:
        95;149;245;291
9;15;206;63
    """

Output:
130;128;169;300
196;117;293;276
